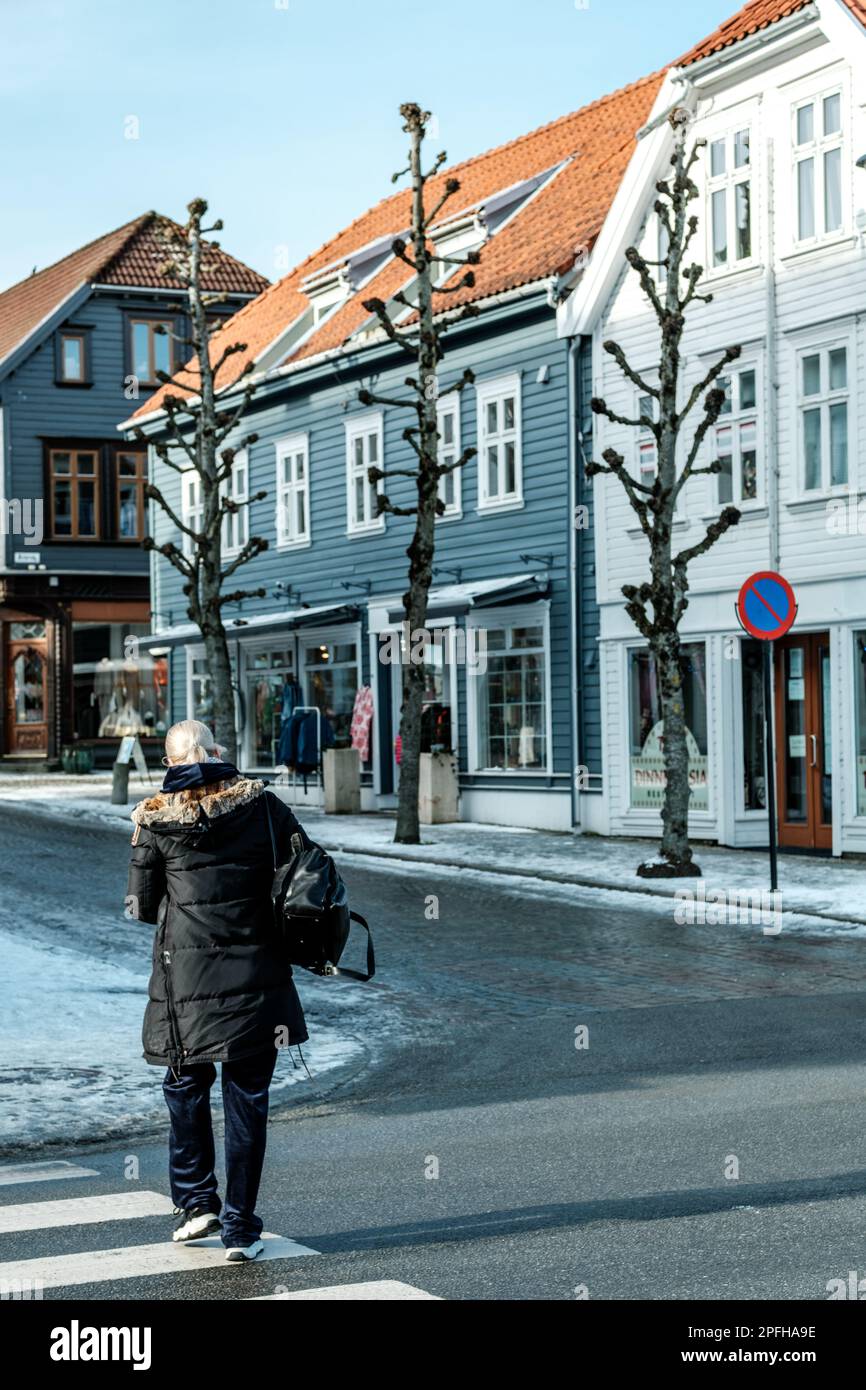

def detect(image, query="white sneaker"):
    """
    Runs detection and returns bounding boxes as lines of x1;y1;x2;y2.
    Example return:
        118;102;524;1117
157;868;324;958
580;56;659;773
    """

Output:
225;1239;265;1263
172;1206;222;1243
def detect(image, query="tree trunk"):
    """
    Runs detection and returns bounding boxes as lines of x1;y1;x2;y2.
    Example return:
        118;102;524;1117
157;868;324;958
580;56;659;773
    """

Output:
642;629;699;876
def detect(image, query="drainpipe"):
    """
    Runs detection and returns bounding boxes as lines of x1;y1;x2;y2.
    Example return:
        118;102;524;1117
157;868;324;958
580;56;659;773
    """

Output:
766;136;780;572
567;334;581;831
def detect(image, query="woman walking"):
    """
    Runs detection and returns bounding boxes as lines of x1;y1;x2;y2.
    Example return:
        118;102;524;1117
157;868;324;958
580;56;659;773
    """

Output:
127;719;312;1262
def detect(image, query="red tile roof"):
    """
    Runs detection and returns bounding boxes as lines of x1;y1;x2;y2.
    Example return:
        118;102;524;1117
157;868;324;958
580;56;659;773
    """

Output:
678;0;866;67
136;70;665;415
0;212;268;371
135;0;866;420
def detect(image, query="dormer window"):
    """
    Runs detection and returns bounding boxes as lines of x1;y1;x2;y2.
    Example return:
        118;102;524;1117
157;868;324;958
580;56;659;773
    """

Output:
301;264;352;324
430;212;487;285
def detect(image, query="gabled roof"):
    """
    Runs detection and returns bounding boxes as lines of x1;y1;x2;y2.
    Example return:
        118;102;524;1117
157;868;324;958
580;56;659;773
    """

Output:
133;70;666;418
0;211;269;375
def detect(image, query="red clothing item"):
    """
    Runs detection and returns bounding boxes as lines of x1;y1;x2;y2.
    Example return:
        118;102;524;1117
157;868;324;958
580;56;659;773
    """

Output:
350;685;374;761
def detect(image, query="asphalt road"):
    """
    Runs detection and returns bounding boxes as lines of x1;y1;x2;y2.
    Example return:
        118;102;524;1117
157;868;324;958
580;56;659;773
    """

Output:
1;802;866;1301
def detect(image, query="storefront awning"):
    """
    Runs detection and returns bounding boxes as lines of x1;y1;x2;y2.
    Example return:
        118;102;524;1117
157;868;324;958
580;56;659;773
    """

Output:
139;601;359;654
386;572;549;624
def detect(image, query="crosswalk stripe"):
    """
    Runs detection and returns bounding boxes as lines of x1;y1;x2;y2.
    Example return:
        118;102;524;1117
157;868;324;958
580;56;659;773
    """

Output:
0;1233;319;1290
0;1161;99;1187
250;1280;439;1300
0;1191;174;1234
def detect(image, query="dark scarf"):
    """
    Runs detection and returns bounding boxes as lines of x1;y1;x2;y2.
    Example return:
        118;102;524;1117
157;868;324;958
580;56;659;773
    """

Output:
162;760;240;793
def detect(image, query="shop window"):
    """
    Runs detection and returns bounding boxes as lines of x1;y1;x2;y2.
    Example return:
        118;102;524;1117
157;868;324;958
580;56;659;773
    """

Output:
741;638;766;810
474;621;547;771
72;622;167;741
304;641;358;744
628;643;709;810
246;648;296;766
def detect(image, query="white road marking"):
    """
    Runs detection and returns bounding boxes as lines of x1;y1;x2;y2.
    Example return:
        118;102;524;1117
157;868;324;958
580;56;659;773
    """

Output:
0;1232;319;1290
0;1161;100;1186
0;1191;175;1234
250;1280;440;1300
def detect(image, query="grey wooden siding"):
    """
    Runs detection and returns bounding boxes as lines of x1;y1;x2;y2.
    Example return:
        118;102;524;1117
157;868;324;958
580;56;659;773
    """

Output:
151;295;595;787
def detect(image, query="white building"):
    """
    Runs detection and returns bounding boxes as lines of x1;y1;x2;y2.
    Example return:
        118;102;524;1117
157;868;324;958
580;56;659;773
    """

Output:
560;0;866;856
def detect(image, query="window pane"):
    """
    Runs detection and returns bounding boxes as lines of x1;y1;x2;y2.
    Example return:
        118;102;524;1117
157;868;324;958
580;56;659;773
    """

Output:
503;396;515;431
741;449;758;501
486;401;497;435
710;139;726;176
52;452;71;475
717;377;731;414
503;442;516;495
441;412;454;446
829;347;847;390
717;455;733;503
118;452;140;476
53;480;72;535
734;181;751;259
353;436;364;469
802;354;820;396
803;408;821;489
354;475;364;523
368;432;378;464
487;444;498;498
296;490;306;536
118;482;139;538
638;394;654;429
78;481;96;536
153;326;171;377
739;369;756;409
823;147;842;233
132;322;150;380
62;336;82;380
830;402;848;485
77;452;97;475
822;92;841;136
734;129;750;168
796;103;814;145
797;158;815;239
741;640;766;809
711;188;727;265
512;626;543;648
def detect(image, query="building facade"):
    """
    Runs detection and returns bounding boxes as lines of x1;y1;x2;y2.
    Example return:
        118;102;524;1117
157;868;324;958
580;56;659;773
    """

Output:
131;82;665;826
560;0;866;854
0;214;267;764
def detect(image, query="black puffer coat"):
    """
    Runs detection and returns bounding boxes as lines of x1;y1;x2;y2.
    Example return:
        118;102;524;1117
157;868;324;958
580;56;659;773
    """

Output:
127;775;312;1067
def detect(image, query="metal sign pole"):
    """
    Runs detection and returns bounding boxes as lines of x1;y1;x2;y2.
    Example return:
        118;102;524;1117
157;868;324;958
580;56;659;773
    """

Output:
762;639;778;893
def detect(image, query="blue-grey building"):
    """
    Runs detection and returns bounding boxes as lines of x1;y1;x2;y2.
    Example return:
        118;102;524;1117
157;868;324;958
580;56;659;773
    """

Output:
0;213;267;763
130;82;657;826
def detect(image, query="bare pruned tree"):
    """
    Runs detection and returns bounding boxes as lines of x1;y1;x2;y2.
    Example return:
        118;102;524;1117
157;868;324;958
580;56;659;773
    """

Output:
359;103;480;844
587;110;742;877
132;198;267;763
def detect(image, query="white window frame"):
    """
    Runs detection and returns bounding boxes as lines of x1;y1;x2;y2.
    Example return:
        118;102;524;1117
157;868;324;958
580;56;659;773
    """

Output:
436;395;462;520
792;84;845;247
221;448;249;558
181;468;202;559
796;333;852;496
345;411;385;535
476;371;523;513
713;360;762;509
466;602;552;775
705;121;754;274
275;431;311;549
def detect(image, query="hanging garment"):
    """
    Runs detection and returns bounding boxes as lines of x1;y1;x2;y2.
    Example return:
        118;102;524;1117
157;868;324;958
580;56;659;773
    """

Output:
280;680;303;723
350;686;374;762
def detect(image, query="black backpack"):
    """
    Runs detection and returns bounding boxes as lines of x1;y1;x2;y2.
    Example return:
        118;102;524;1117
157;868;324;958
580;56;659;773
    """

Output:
263;795;375;982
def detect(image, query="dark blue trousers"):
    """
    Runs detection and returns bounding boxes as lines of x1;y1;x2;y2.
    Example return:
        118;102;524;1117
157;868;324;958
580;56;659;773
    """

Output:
162;1048;278;1246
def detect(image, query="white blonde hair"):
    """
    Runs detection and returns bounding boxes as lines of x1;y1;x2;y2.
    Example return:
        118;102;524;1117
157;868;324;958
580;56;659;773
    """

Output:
163;719;223;766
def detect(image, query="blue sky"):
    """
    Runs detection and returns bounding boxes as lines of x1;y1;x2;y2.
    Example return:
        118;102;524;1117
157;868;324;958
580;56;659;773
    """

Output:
0;0;735;291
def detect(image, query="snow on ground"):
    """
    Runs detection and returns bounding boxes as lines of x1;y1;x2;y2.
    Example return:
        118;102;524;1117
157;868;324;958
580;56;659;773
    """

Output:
4;773;866;931
0;924;381;1154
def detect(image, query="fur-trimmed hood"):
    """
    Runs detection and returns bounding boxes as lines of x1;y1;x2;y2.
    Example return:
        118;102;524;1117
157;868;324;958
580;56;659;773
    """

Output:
131;775;265;829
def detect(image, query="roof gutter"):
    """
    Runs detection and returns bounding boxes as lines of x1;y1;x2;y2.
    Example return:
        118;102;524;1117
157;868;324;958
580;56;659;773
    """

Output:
672;4;820;87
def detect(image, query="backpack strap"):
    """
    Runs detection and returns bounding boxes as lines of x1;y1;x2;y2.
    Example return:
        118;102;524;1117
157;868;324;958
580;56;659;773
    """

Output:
263;792;277;873
327;911;375;982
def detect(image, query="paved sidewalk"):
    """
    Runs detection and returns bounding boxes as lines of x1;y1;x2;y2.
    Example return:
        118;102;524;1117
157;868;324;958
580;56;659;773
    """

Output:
1;769;864;929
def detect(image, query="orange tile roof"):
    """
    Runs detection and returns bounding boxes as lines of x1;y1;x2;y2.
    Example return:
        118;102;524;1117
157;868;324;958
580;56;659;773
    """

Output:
134;0;866;421
678;0;866;67
136;70;665;416
0;212;268;371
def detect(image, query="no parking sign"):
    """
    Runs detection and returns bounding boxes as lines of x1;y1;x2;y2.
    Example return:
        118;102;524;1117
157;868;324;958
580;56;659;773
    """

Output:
735;570;797;893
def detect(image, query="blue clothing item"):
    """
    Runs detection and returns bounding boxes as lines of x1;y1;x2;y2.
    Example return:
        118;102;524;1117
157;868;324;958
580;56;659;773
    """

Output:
162;1048;278;1246
161;760;240;793
277;709;335;773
